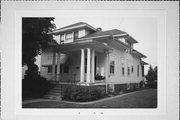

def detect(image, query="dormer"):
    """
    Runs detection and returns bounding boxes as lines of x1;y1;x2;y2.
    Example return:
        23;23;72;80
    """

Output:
115;35;138;49
52;22;97;44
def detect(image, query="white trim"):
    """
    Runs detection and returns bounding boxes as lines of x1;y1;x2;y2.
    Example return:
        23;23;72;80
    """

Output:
113;33;127;37
80;49;85;82
77;34;111;41
86;48;91;83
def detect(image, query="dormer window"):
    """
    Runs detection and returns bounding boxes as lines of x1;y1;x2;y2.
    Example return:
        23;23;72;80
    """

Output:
74;31;79;39
65;32;73;40
60;34;65;44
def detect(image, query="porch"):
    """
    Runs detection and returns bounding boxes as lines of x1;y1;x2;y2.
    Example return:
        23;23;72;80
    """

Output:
48;40;111;86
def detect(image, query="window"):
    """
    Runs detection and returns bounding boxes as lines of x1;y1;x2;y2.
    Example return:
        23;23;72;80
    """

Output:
110;56;115;74
74;31;79;39
60;34;65;44
131;66;134;73
137;65;139;77
60;66;63;73
122;67;125;76
127;67;130;76
64;65;69;73
142;66;144;76
48;65;62;73
65;32;73;40
48;66;52;73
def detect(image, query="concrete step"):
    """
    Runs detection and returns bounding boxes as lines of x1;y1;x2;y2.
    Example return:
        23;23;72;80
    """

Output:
43;84;63;101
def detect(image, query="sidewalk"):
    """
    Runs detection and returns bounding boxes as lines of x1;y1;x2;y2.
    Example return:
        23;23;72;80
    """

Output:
22;89;150;105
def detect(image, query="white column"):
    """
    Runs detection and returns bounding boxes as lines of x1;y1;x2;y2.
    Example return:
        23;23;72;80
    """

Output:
52;51;56;81
105;51;109;94
86;48;91;83
91;50;95;83
80;49;85;82
57;52;61;81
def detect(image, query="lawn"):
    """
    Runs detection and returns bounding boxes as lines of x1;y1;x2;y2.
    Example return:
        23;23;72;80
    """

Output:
22;89;157;108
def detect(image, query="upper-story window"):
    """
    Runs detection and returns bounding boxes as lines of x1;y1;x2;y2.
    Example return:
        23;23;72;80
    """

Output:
60;34;65;44
74;31;79;39
65;32;73;40
118;37;133;49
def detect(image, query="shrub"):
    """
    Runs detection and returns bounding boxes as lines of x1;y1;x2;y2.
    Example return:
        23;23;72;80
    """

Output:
62;85;106;102
95;74;105;81
146;81;157;88
22;76;54;98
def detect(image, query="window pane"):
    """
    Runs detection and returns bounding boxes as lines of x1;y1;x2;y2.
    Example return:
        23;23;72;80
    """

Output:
109;56;115;74
122;67;124;76
74;31;79;39
64;66;69;73
48;66;52;73
66;33;72;40
131;66;133;73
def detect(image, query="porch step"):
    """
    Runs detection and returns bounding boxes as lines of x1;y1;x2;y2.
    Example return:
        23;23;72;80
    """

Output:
43;84;63;101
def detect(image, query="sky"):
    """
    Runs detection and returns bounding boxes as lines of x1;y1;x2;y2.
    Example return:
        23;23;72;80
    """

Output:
45;10;157;74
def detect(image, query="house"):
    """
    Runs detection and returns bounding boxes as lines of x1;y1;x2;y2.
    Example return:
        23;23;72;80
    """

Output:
40;22;148;93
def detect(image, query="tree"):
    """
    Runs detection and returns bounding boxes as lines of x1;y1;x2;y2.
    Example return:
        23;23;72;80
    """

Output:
146;65;157;82
22;18;56;79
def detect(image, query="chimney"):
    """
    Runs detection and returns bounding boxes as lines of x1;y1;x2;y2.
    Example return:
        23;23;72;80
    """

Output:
96;27;102;31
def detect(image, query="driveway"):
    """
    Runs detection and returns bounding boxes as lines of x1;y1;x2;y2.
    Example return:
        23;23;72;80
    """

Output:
22;89;157;108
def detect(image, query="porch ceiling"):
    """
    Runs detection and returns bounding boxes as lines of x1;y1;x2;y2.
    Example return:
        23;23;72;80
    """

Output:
53;40;111;53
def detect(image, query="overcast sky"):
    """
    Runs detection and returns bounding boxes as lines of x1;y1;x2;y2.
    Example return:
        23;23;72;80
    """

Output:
42;10;157;74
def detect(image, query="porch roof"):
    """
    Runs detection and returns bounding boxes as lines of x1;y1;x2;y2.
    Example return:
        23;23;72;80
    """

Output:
53;39;111;53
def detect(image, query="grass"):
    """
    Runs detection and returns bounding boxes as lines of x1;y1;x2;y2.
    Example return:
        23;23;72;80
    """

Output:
22;88;157;108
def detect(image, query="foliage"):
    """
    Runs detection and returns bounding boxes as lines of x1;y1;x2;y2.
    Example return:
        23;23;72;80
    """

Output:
145;65;157;82
22;76;54;98
145;65;157;88
95;74;105;80
62;85;106;102
146;81;157;88
22;18;56;79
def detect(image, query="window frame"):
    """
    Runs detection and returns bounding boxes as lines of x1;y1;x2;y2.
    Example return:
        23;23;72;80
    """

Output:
122;66;125;76
109;55;115;75
65;32;73;40
127;66;130;76
137;65;139;77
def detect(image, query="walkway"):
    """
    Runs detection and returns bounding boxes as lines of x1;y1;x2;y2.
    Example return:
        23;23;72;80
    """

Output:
22;89;157;108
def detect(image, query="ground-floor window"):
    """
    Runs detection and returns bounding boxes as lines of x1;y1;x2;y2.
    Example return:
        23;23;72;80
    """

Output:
122;67;125;76
127;66;130;76
48;66;52;73
109;55;115;75
131;66;134;73
47;65;64;74
64;65;69;73
137;65;139;77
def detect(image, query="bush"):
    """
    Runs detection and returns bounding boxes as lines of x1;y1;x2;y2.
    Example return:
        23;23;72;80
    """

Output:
22;76;54;98
95;74;105;81
62;85;106;102
146;81;157;88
